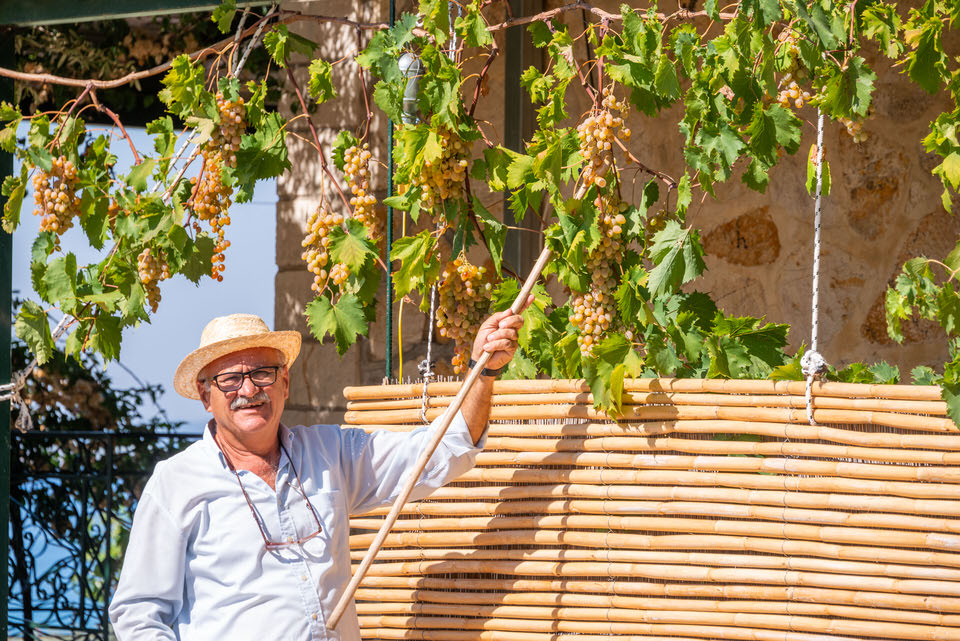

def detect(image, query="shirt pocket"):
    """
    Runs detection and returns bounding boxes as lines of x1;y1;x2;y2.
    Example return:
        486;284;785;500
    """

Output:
292;488;341;562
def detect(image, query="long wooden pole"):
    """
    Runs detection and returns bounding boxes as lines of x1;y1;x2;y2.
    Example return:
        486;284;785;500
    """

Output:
326;246;553;629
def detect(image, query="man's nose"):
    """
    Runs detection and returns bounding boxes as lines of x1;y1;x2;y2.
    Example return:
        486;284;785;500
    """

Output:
237;373;259;396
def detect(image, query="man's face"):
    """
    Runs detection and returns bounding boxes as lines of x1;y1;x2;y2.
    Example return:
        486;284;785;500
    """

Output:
196;347;289;439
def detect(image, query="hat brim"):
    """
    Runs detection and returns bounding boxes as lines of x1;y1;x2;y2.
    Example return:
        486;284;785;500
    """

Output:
173;331;302;400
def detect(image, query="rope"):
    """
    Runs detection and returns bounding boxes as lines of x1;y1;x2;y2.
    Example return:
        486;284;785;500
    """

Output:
801;109;829;425
1;314;75;432
419;284;437;424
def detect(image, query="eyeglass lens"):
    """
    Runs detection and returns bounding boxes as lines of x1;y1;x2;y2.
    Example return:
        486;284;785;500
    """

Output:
213;366;278;392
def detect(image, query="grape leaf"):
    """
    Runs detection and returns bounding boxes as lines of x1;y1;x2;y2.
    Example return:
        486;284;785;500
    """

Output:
15;301;54;365
43;253;78;312
212;0;237;33
905;16;946;94
308;59;337;103
818;56;876;118
390;230;440;299
329;219;377;270
90;314;123;361
1;166;27;233
159;55;205;118
126;158;157;193
647;221;706;297
226;113;290;203
747;103;802;164
937;283;960;335
911;364;938;386
868;361;900;384
455;8;493;48
263;24;317;67
472;196;506;276
805;145;832;197
306;293;369;356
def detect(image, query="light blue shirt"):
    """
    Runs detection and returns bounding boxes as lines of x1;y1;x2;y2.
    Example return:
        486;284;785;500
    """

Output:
109;412;482;641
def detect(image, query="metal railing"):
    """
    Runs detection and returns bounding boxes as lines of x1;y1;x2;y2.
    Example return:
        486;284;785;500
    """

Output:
7;430;200;641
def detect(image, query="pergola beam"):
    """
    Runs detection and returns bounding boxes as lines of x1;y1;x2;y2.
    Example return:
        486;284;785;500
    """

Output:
1;1;271;27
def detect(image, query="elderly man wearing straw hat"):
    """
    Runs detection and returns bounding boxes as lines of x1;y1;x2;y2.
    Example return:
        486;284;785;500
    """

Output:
109;305;529;641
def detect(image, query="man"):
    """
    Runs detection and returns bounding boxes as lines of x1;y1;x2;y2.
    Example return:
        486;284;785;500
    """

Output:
109;304;529;640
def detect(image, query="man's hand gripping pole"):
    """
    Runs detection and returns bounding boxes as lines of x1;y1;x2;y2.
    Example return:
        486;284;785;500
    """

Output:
326;246;553;630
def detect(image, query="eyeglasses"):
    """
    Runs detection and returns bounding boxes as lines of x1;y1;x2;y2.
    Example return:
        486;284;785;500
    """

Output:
207;366;280;393
219;437;323;550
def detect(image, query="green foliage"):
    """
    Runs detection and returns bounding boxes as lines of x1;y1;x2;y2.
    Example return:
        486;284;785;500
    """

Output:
212;0;237;33
8;1;960;424
263;24;317;68
306;293;369;355
308;59;337;103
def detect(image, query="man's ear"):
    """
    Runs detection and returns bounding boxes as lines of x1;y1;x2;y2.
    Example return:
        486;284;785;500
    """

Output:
281;366;290;401
197;379;212;411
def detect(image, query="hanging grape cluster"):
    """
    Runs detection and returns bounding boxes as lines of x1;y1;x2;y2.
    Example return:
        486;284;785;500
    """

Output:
301;204;348;294
838;116;867;143
577;86;630;189
776;28;801;62
189;92;246;282
411;128;470;214
137;247;171;313
32;155;81;248
776;73;813;109
436;256;493;374
344;143;384;243
568;194;626;356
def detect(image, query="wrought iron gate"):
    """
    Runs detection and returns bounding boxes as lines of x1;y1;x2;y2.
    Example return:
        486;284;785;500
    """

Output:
7;430;199;641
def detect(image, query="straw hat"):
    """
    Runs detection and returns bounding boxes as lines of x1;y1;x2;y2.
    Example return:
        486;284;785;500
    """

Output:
174;314;301;400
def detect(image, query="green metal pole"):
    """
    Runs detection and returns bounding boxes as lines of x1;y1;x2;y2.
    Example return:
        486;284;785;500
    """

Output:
384;0;395;382
0;41;13;632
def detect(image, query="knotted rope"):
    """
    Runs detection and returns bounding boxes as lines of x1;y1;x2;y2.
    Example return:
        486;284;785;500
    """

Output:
419;284;437;424
801;109;829;425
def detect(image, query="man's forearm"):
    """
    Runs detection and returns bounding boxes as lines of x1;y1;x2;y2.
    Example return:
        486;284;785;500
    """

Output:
460;374;494;445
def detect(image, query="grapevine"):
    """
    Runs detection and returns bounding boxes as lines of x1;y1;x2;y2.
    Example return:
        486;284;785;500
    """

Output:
188;92;246;282
343;143;383;243
577;86;630;190
435;256;493;374
776;73;813;110
301;204;346;295
569;193;626;356
137;248;171;314
411;127;470;214
32;155;81;249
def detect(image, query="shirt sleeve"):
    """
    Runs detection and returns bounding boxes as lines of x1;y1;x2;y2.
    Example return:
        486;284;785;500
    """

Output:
340;409;486;515
109;489;187;641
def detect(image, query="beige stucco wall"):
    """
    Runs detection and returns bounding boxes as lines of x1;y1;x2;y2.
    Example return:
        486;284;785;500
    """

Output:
277;0;957;428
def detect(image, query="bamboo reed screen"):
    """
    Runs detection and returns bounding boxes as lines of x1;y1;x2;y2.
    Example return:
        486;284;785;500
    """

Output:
343;378;960;641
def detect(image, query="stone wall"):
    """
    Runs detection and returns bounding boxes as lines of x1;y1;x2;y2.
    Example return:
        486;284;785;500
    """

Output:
276;0;956;428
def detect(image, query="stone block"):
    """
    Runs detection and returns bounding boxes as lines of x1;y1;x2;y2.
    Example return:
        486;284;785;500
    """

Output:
275;269;317;336
276;194;321;270
702;207;781;267
277;60;365;129
285;337;363;413
277;124;352;199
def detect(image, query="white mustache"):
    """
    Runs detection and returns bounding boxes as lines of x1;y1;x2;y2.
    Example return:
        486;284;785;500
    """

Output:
231;390;271;411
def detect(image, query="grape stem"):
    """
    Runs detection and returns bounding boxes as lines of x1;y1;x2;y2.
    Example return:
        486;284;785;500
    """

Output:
356;28;374;141
89;91;141;165
285;68;389;275
49;83;94;150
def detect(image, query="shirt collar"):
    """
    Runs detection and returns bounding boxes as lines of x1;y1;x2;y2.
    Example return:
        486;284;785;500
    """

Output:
202;419;294;471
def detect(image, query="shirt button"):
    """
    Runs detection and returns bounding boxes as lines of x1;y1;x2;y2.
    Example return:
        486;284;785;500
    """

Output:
287;536;294;543
311;613;318;620
301;575;307;581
